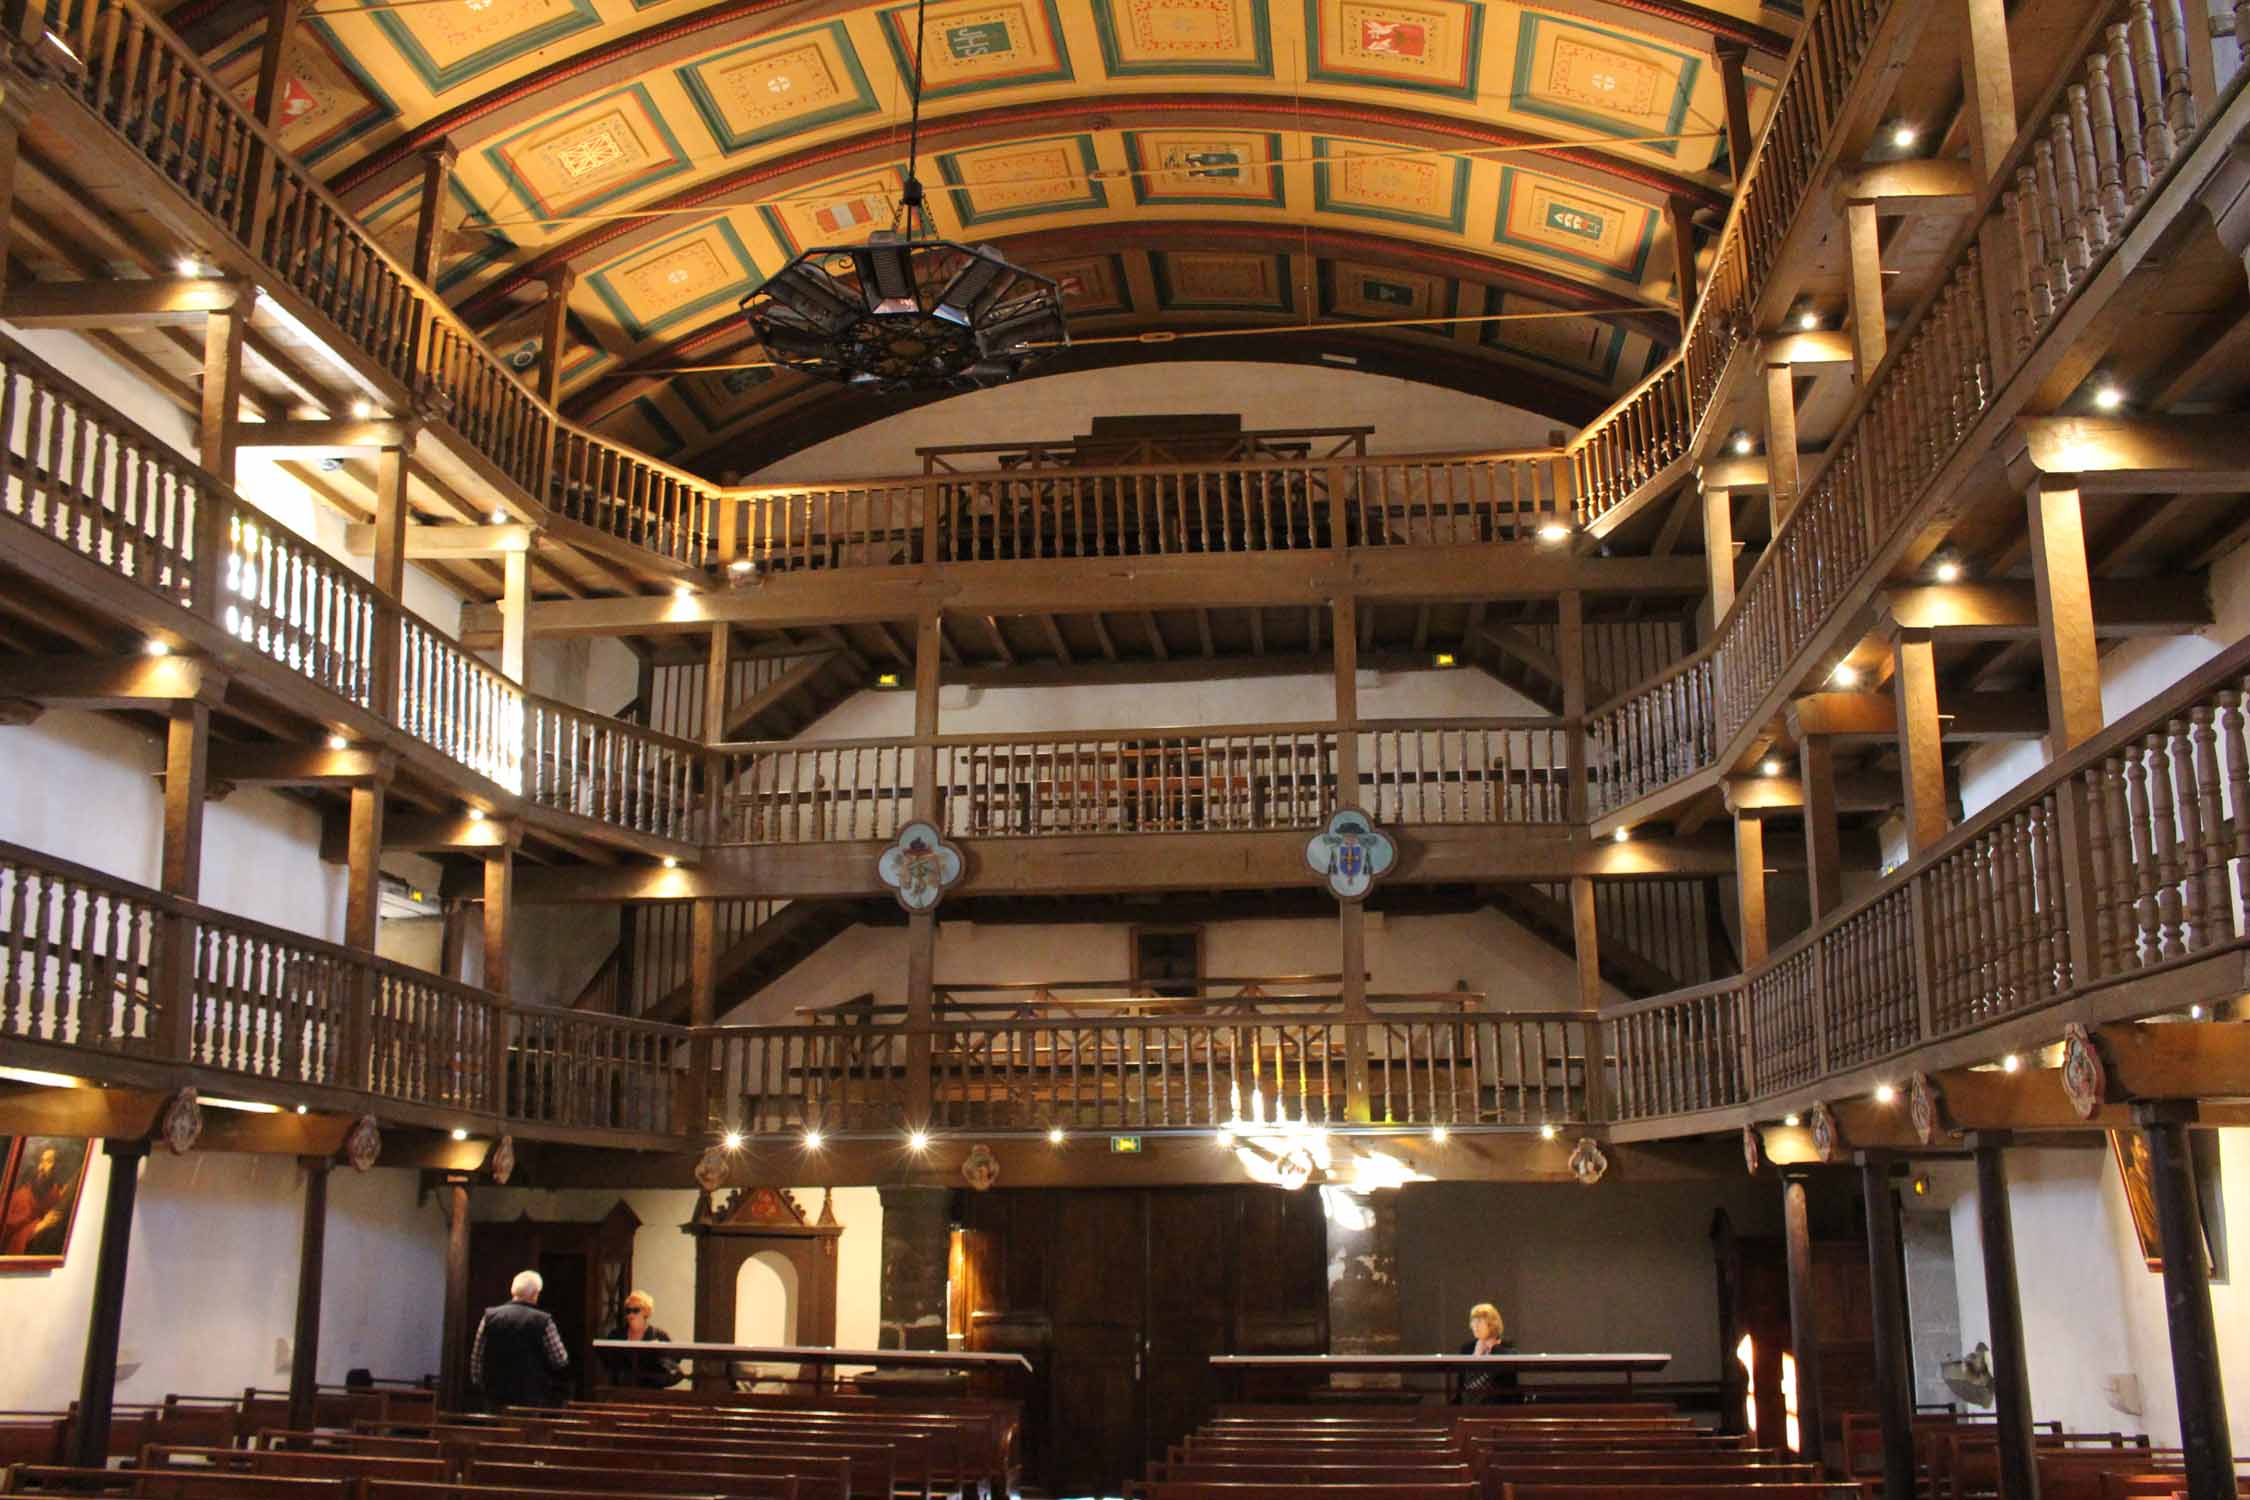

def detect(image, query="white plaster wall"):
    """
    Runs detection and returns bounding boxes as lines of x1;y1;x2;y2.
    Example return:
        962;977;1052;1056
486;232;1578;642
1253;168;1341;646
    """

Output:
744;365;1570;485
1927;1132;2250;1447
0;1152;445;1408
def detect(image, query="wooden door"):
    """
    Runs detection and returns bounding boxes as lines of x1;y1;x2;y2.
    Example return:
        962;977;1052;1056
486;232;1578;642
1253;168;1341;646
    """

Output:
1047;1192;1145;1495
538;1251;592;1398
1142;1189;1237;1466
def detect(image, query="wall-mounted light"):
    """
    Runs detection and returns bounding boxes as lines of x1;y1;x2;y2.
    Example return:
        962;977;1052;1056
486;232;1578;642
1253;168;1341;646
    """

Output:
803;1129;825;1150
1536;520;1572;543
176;257;203;278
1731;431;1754;456
467;807;487;822
662;856;680;869
491;508;509;525
906;1129;930;1152
1047;1126;1066;1144
1761;758;1783;777
0;1066;85;1088
2001;1053;2021;1073
722;1131;746;1150
450;1128;470;1141
1430;1125;1449;1144
351;399;375;420
1538;1123;1558;1141
1433;652;1458;669
205;1096;281;1114
145;639;172;657
1873;1083;1897;1104
1612;827;1630;844
876;671;902;689
1933;558;1964;584
673;583;696;601
1782;1113;1801;1127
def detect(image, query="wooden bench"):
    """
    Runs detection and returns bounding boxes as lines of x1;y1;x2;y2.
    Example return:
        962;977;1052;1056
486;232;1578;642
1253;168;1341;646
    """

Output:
140;1446;444;1482
1494;1485;1856;1500
469;1441;846;1500
1144;1481;1478;1500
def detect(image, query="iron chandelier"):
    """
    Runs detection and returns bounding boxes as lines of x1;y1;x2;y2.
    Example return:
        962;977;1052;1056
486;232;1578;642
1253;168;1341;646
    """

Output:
736;0;1067;391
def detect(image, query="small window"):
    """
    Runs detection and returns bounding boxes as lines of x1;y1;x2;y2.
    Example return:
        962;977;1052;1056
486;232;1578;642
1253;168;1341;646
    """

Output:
1132;926;1203;1000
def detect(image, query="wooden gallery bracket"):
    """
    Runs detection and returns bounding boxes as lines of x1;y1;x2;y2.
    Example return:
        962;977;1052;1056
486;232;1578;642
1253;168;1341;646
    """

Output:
686;1186;843;1391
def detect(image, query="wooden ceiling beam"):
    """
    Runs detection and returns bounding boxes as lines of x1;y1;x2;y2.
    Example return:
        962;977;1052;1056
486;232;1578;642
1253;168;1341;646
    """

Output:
1882;580;2211;638
0;652;227;714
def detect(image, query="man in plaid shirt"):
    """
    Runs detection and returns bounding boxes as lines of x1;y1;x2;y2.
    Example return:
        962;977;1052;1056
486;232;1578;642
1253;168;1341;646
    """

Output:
470;1269;571;1410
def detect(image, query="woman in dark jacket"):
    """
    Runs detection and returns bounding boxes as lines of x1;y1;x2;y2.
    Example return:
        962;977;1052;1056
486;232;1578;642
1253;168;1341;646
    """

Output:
599;1290;683;1389
1457;1301;1520;1403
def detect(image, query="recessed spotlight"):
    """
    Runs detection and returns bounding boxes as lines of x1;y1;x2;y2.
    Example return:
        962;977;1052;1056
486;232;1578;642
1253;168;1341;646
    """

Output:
722;1131;745;1151
1761;758;1783;777
2001;1054;2021;1073
1890;122;1919;148
351;400;374;420
295;1104;308;1115
1433;652;1458;668
1731;431;1754;455
1874;1083;1897;1104
1797;310;1820;331
450;1128;469;1142
326;734;349;751
176;257;202;277
1538;1123;1558;1141
907;1129;930;1152
1831;663;1860;688
1216;1129;1235;1148
1934;559;1963;583
2094;385;2125;412
145;639;171;657
490;508;509;525
1782;1113;1801;1127
728;557;757;575
673;583;695;600
1430;1125;1449;1144
1047;1126;1066;1145
1612;827;1629;844
662;856;680;869
1536;521;1572;543
803;1129;825;1150
2189;1003;2205;1019
467;807;486;822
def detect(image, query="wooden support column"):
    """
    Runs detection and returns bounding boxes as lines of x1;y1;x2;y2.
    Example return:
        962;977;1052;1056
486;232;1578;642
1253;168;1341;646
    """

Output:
2026;476;2103;751
704;624;733;742
437;1175;471;1413
687;897;718;1132
1667;196;1699;333
2139;1103;2235;1500
0;106;25;277
342;784;384;1088
239;0;297;250
1844;199;1888;381
1714;41;1754;177
369;440;410;715
1764;363;1801;527
1972;1139;2040;1500
1332;595;1369;1120
1781;1175;1827;1468
200;296;252;485
410;143;458;289
1569;874;1607;1121
1558;590;1586;822
152;704;209;1059
1798;735;1843;919
537;267;577;409
286;1158;330;1432
1960;0;2018;187
440;899;472;983
1893;631;1947;852
70;1141;147;1468
905;612;944;1125
482;850;512;998
498;550;529;685
1735;816;1769;966
1860;1152;1917;1500
1703;485;1737;624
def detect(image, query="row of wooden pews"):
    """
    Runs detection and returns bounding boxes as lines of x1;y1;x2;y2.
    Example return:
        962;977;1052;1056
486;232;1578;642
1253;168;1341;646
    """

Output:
0;1390;1017;1500
1;1392;438;1467
1140;1402;1854;1500
1839;1409;2250;1499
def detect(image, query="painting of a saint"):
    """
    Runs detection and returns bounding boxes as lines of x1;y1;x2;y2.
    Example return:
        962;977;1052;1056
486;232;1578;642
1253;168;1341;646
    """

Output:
0;1136;92;1269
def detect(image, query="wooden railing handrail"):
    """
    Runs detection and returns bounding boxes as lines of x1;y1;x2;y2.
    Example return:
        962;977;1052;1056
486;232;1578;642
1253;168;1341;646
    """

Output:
722;447;1569;502
703;1007;1589;1039
507;1000;686;1039
914;426;1382;459
528;698;710;760
1600;973;1748;1020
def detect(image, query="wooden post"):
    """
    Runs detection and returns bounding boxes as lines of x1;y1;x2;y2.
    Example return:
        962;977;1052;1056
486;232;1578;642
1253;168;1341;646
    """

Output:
1735;816;1768;966
200;299;251;486
1781;1175;1827;1470
152;704;209;1060
704;623;733;743
1893;630;1947;852
0;112;22;285
1569;875;1607;1122
1714;41;1755;177
1798;736;1843;918
239;0;296;250
1333;595;1369;1120
1971;1139;2040;1500
482;850;512;998
1667;196;1699;334
2138;1103;2235;1500
370;441;410;717
1860;1152;1917;1500
906;611;944;1126
1844;199;1888;382
440;899;472;983
1703;485;1737;624
2026;475;2103;751
71;1141;147;1468
410;143;458;290
688;897;718;1132
1764;363;1801;527
343;784;384;1088
498;550;529;686
1559;590;1586;822
1960;0;2018;187
439;1175;472;1413
537;266;577;409
286;1158;330;1433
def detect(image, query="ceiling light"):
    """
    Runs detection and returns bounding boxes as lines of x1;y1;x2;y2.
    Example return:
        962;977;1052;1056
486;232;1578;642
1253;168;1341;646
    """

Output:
490;508;509;525
1536;521;1572;543
803;1129;825;1150
295;1104;308;1115
2094;385;2125;411
467;807;486;822
1433;652;1458;668
1612;827;1629;844
1831;663;1859;688
1216;1129;1235;1148
204;1096;280;1114
1782;1113;1801;1127
1047;1126;1066;1144
876;671;901;688
722;1131;745;1150
1732;431;1754;455
663;856;680;869
1430;1125;1449;1144
326;734;349;751
351;400;374;420
1890;122;1919;148
728;557;757;575
2000;1054;2021;1073
176;257;202;277
1761;758;1783;777
145;639;171;657
450;1128;470;1141
2189;1003;2205;1019
907;1129;931;1152
1934;559;1963;583
673;584;695;600
1797;310;1820;331
0;1066;85;1088
1538;1123;1558;1140
1874;1083;1897;1104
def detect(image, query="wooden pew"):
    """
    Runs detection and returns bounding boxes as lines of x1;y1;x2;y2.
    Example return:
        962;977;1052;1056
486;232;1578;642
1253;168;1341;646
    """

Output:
522;1422;914;1499
1494;1485;1855;1500
1152;1462;1478;1486
463;1459;800;1500
0;1466;343;1500
467;1441;847;1500
1144;1480;1479;1500
139;1446;443;1482
0;1422;66;1467
537;1410;971;1498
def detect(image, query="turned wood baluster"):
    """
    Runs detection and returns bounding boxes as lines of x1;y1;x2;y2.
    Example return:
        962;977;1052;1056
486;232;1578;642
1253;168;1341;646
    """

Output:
2122;746;2157;964
2128;0;2174;173
2034;138;2072;299
2086;55;2129;235
2067;86;2106;263
2146;729;2185;959
2218;689;2250;939
2187;706;2226;951
2096;754;2135;972
2081;767;2118;978
2152;0;2196;141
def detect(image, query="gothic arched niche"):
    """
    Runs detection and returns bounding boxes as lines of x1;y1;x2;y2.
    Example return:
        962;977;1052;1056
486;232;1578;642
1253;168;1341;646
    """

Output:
688;1186;843;1391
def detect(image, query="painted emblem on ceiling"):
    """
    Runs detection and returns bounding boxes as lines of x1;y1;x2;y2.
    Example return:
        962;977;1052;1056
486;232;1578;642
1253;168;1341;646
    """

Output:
1493;166;1657;281
878;821;966;913
361;0;600;94
364;176;513;294
1311;134;1469;232
1091;0;1274;75
213;20;397;166
1032;253;1133;315
1322;260;1454;329
760;168;908;255
1151;251;1295;313
937;134;1109;226
1482;291;1629;382
587;218;764;343
879;0;1075;99
677;21;882;154
1126;130;1287;207
484;82;694;222
1306;807;1397;900
1305;0;1483;99
1507;13;1701;156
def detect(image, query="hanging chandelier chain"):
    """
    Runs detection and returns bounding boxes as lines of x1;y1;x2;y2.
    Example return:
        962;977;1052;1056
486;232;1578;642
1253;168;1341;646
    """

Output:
896;0;933;241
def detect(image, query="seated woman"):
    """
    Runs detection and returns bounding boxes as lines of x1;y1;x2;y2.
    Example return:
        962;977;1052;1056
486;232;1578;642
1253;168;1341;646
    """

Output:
599;1290;682;1389
1457;1301;1520;1404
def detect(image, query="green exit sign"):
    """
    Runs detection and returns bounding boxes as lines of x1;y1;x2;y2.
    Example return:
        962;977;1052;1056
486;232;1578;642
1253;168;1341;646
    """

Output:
1110;1136;1143;1154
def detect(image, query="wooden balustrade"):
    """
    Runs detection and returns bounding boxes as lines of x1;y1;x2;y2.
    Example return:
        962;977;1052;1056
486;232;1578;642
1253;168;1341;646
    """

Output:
733;481;927;573
1353;721;1572;826
933;725;1338;838
0;841;162;1056
503;1004;682;1133
524;700;703;839
708;1022;908;1136
546;430;711;569
1368;1011;1597;1126
219;495;380;711
1608;982;1748;1120
182;907;355;1086
713;737;917;845
395;614;524;792
366;964;498;1110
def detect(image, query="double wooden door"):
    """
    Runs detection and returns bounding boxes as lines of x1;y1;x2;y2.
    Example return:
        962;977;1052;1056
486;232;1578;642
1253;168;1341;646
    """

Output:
955;1187;1327;1496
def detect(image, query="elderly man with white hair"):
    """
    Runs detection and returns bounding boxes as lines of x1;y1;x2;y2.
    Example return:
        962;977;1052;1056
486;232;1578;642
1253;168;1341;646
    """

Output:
469;1269;570;1410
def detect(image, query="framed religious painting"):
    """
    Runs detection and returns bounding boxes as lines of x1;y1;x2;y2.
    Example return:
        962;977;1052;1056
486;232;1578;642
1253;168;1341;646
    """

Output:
0;1135;92;1270
2110;1128;2228;1278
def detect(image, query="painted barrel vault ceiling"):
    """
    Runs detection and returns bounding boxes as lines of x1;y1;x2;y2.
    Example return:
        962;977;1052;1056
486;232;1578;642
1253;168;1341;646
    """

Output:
168;0;1793;468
